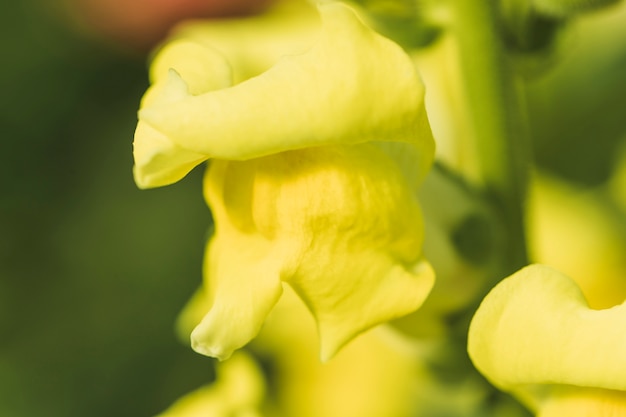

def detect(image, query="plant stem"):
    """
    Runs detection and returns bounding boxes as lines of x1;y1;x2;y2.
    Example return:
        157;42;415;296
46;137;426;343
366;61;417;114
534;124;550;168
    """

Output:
449;0;531;272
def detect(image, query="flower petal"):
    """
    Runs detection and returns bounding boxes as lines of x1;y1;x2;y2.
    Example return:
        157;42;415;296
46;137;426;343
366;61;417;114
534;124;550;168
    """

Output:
309;258;435;361
139;2;432;162
133;40;232;188
189;203;285;360
169;0;319;84
147;40;233;96
193;144;434;361
133;121;209;189
468;264;626;410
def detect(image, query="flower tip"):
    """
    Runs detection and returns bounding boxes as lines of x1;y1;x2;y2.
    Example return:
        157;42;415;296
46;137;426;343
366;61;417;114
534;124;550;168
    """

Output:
132;163;181;189
155;69;191;106
132;120;208;189
190;333;234;362
132;166;153;190
139;69;190;126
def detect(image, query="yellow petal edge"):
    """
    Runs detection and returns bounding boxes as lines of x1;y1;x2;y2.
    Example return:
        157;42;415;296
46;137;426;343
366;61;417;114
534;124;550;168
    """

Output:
136;2;432;174
133;41;233;188
468;264;626;412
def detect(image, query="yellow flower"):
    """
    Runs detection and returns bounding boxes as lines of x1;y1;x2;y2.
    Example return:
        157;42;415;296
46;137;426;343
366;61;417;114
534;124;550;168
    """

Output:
133;1;435;361
468;264;626;416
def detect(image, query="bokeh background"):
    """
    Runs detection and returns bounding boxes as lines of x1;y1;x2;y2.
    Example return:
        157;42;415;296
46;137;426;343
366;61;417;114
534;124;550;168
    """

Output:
1;2;214;416
1;1;625;416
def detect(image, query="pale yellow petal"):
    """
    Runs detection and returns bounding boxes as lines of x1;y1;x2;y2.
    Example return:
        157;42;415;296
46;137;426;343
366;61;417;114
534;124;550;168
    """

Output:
468;264;626;409
169;0;319;84
196;144;433;361
412;33;481;183
301;258;434;361
147;40;233;96
133;121;208;189
133;41;232;188
139;2;432;162
252;145;434;360
190;230;284;362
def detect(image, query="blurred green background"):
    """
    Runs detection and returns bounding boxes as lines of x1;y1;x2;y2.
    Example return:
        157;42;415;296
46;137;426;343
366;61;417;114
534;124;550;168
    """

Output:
0;1;625;416
0;2;215;416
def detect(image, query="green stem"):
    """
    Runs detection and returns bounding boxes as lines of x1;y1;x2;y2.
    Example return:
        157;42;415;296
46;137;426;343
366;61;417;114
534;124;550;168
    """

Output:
450;0;531;272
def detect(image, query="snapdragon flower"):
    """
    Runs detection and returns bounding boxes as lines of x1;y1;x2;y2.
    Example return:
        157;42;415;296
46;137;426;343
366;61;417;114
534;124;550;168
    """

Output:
133;1;435;361
468;264;626;416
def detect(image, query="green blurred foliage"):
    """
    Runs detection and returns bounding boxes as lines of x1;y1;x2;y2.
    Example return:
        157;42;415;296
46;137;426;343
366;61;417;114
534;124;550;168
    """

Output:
525;1;626;185
0;2;216;416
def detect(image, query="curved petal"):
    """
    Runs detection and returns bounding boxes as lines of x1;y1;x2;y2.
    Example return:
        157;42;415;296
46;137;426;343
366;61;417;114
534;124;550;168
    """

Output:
133;40;232;188
147;40;233;96
468;264;626;409
169;0;319;84
307;258;435;361
139;2;433;162
195;144;434;361
412;33;480;182
133;121;209;189
189;162;285;360
190;236;284;361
